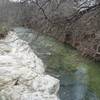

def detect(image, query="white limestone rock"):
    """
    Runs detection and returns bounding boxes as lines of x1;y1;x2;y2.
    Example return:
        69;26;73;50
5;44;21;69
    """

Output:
32;75;59;95
0;32;60;100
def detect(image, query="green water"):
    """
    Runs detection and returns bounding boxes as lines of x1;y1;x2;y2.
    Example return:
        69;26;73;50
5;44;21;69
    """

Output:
14;27;100;100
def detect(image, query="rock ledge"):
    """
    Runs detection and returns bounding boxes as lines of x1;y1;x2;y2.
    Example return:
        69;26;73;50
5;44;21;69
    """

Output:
0;32;60;100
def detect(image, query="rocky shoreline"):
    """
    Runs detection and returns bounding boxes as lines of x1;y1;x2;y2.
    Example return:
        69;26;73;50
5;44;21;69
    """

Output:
0;31;60;100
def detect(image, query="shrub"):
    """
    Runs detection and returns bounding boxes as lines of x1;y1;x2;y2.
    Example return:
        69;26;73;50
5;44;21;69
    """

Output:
0;25;9;39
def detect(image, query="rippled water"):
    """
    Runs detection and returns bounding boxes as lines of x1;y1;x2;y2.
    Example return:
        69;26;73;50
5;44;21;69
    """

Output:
14;27;100;100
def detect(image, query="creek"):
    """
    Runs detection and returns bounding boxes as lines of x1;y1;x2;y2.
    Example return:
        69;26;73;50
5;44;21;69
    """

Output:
14;27;100;100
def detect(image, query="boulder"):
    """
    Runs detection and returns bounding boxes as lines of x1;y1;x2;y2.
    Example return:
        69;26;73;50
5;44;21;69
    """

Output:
0;31;60;100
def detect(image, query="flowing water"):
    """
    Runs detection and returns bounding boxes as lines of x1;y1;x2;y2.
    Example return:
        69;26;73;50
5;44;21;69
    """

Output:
14;27;100;100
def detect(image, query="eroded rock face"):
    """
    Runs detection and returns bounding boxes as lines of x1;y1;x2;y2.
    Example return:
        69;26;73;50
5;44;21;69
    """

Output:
0;32;60;100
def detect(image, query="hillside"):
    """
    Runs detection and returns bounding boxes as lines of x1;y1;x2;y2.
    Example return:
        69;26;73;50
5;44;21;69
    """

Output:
65;5;100;60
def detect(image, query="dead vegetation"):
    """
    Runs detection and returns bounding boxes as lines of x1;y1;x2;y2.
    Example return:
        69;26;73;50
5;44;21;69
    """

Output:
0;26;8;39
65;4;100;60
0;0;100;60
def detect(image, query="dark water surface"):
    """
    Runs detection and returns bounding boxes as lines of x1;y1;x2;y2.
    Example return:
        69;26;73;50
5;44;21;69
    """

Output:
14;27;100;100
